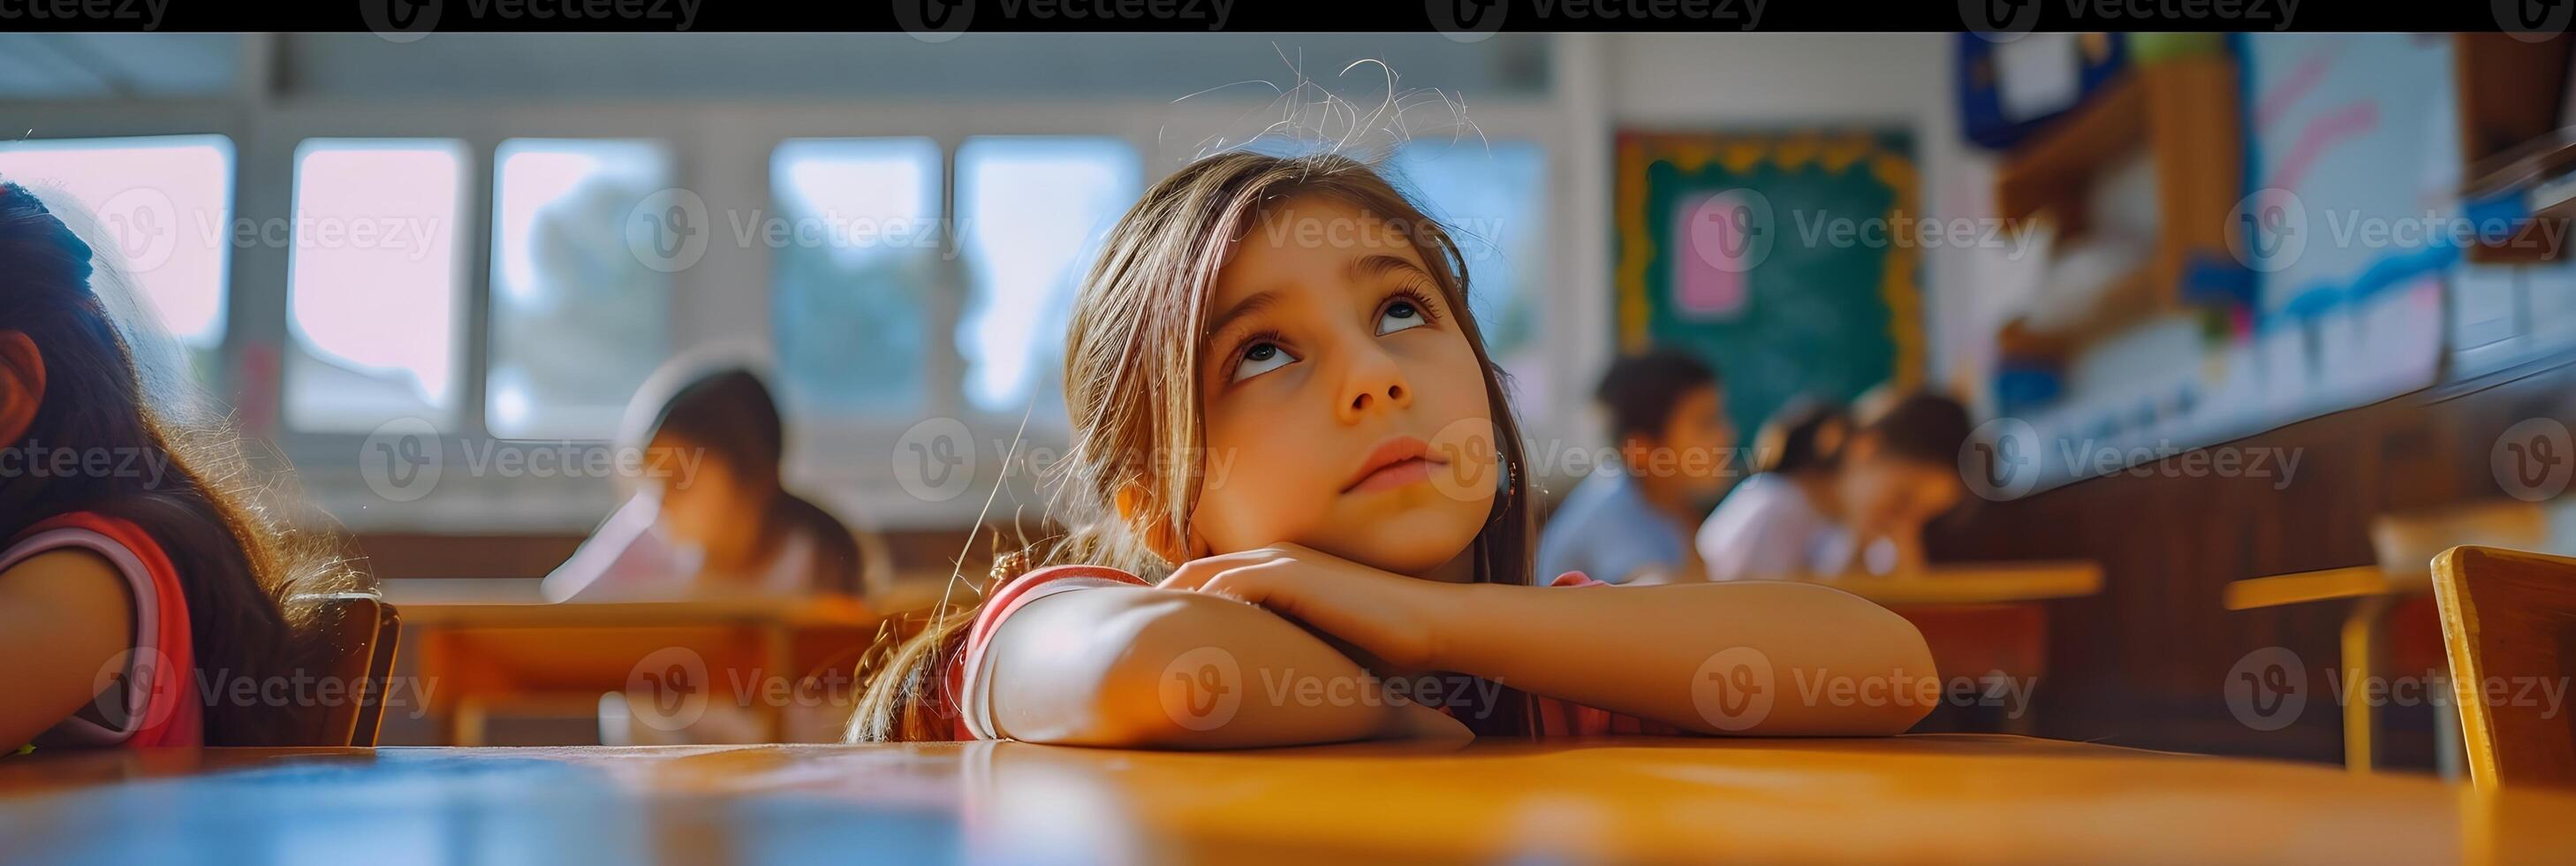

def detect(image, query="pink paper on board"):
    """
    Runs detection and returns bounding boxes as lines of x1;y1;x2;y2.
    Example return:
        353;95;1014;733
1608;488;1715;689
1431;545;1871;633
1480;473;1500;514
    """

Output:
1676;192;1756;319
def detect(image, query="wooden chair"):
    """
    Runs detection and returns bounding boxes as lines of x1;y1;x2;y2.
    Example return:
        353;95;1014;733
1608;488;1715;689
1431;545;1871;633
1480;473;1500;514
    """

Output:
2429;546;2576;790
286;593;403;747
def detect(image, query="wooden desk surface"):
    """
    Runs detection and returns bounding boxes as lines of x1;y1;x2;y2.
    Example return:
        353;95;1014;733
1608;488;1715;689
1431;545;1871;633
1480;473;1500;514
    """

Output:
4;735;2564;864
1816;561;2102;606
382;579;881;629
2224;566;2423;610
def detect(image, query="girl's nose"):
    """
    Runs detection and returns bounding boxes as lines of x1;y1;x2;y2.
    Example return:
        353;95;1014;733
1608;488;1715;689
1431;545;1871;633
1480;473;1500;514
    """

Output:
1337;345;1412;423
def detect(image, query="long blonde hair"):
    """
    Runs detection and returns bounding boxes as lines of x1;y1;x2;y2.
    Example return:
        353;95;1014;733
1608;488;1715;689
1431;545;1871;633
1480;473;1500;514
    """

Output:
845;152;1536;741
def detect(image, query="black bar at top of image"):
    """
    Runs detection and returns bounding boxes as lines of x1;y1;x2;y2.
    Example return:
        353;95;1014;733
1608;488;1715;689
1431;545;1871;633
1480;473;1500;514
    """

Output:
0;0;2544;36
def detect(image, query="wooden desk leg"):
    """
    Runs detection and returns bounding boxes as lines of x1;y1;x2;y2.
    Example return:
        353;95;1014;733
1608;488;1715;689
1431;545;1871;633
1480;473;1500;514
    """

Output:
2341;594;2390;773
762;625;792;743
447;699;489;748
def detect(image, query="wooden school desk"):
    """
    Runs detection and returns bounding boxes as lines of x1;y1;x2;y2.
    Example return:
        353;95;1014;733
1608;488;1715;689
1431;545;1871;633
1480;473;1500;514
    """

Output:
384;580;888;744
3;735;2569;863
2224;566;2455;775
1808;562;2103;729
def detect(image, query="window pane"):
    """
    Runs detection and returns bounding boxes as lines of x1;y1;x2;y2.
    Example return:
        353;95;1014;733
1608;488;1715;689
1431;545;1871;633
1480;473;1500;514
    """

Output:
488;139;673;439
1390;141;1549;408
0;134;233;354
956;136;1141;414
770;138;939;414
285;139;469;432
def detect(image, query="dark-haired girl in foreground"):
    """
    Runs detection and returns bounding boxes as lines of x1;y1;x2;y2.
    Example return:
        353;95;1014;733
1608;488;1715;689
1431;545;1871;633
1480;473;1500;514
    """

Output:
0;181;367;749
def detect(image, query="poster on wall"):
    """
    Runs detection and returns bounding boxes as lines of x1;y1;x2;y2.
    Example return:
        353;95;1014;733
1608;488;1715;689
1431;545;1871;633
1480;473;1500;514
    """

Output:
2239;32;2452;421
1961;34;2457;499
1612;130;1923;442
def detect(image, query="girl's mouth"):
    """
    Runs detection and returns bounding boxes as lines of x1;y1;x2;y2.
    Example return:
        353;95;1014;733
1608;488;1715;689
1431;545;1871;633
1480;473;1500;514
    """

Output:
1343;436;1448;494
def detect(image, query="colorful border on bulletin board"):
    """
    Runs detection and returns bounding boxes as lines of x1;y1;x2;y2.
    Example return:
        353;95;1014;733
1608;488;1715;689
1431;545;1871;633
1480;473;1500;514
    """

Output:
1613;131;1924;422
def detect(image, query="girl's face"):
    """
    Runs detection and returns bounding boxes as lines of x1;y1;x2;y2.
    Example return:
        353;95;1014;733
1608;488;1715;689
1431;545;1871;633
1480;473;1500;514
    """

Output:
1184;195;1499;576
1833;440;1964;538
645;433;760;558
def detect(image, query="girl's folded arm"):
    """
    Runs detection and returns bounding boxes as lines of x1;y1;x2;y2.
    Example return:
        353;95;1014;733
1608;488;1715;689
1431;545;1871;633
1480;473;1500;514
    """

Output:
1438;580;1938;736
0;551;137;749
981;586;1458;748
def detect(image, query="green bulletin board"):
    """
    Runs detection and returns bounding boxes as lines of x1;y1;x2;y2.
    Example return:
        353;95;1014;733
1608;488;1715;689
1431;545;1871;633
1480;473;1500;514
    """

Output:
1614;131;1922;440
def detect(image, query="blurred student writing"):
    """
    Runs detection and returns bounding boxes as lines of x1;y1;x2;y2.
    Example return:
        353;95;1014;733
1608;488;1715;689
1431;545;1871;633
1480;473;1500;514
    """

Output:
541;364;878;603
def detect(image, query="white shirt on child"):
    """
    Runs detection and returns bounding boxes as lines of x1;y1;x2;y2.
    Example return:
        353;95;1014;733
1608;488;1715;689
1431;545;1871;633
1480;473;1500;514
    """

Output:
1693;473;1860;581
539;493;818;602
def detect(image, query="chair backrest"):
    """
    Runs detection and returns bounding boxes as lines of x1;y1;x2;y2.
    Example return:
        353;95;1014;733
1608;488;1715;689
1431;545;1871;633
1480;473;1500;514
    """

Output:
2430;546;2576;790
287;593;402;747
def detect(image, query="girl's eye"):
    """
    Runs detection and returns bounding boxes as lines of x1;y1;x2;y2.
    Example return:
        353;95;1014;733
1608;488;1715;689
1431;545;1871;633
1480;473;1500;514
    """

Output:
1377;301;1428;336
1231;341;1299;383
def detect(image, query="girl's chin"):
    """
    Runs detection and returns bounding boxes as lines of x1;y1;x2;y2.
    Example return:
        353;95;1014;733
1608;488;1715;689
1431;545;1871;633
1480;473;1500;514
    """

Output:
1316;520;1485;577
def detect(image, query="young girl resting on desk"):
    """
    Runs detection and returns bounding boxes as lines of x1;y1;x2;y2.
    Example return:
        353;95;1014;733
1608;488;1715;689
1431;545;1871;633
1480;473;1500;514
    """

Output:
1695;391;1973;582
845;153;1936;748
0;181;366;750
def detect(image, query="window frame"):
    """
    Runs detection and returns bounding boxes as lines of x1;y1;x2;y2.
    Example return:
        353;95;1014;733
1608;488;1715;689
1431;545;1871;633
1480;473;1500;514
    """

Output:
0;95;1574;533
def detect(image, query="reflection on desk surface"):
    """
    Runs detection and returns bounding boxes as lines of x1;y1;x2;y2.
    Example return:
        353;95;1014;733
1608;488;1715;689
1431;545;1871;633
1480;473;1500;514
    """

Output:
2;735;2571;864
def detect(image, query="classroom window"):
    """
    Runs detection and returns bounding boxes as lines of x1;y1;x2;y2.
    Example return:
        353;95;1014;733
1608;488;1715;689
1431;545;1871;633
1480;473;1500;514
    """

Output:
284;139;471;432
769;137;941;414
487;138;675;440
0;134;235;358
1390;141;1549;408
954;136;1141;414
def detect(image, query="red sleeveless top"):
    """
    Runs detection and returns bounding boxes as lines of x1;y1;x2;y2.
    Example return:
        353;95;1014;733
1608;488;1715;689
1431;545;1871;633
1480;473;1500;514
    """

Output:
3;513;202;748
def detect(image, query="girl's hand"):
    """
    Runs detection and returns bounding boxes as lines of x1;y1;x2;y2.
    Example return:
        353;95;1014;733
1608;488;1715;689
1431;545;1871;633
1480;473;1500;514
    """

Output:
1159;543;1464;670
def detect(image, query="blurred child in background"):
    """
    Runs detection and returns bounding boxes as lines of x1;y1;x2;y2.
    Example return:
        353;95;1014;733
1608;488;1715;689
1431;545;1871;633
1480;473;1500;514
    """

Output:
541;363;878;603
1534;349;1734;585
1696;390;1972;581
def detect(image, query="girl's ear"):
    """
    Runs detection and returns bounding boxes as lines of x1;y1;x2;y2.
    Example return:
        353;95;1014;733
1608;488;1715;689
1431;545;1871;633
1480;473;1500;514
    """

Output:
1115;482;1192;564
0;331;45;446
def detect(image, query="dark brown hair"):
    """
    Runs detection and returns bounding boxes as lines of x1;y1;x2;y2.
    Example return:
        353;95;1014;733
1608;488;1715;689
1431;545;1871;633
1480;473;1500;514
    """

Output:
0;180;369;745
1754;391;1972;476
1594;348;1719;443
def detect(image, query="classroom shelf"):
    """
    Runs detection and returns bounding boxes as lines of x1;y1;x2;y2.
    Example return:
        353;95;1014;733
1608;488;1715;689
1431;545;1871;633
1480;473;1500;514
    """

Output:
1991;53;2242;353
2453;34;2576;264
